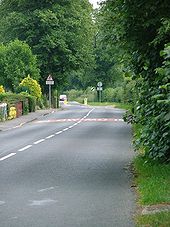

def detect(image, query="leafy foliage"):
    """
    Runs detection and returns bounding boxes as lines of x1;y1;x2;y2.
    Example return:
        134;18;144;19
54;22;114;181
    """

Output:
102;77;135;103
19;75;42;99
0;40;40;91
99;0;170;162
0;85;5;93
0;92;36;114
134;45;170;161
0;0;95;91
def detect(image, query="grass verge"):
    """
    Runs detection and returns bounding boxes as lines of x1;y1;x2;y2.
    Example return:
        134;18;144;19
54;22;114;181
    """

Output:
136;212;170;227
88;102;132;110
133;156;170;226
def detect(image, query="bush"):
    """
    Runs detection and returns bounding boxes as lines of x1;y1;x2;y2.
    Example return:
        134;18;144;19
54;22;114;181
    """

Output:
66;89;84;101
0;85;5;93
65;88;97;103
133;45;170;162
19;75;42;99
0;92;36;115
102;78;135;103
102;87;124;102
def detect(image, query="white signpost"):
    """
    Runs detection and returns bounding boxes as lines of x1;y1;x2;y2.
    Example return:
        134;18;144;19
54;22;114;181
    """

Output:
97;82;103;87
97;81;103;102
46;75;54;108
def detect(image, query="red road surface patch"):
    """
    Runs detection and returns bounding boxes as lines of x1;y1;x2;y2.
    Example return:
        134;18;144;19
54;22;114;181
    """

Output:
35;118;124;123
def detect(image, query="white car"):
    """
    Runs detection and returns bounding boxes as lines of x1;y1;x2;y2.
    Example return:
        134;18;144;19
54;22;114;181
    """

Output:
59;95;67;102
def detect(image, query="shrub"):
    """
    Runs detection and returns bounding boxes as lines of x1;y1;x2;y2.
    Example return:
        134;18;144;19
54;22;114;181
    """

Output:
102;87;124;102
19;75;42;99
0;92;36;115
0;85;5;93
133;45;170;162
65;88;97;103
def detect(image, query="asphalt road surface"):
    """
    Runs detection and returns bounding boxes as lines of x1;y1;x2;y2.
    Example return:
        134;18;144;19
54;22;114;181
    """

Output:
0;103;135;227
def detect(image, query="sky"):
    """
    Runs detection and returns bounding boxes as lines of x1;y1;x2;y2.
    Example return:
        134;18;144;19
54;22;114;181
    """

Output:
89;0;102;9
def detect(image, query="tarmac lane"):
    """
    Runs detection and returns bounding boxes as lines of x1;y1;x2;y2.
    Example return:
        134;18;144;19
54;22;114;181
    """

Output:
0;103;135;227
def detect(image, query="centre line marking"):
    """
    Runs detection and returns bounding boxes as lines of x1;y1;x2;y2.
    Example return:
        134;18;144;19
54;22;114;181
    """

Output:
46;135;55;139
18;145;32;152
34;139;45;145
0;153;16;161
63;128;69;131
55;131;62;135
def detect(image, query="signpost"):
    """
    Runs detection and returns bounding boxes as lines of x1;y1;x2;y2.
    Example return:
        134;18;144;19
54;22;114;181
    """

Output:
97;82;103;102
46;75;54;108
91;87;95;91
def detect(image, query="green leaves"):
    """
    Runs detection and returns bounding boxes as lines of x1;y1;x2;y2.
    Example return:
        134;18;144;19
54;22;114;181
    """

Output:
0;0;95;91
98;0;170;162
19;75;42;99
0;40;40;92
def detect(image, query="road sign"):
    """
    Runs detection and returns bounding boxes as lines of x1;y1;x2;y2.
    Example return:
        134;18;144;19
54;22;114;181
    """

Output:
46;75;54;109
47;74;53;81
97;82;102;87
97;87;103;91
46;80;54;85
46;74;54;85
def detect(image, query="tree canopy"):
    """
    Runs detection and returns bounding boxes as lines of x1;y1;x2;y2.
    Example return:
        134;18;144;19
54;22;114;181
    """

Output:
0;40;40;91
0;0;95;91
96;0;170;161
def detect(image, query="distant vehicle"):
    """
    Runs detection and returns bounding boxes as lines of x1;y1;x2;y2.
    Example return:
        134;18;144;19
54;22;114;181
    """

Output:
59;95;67;101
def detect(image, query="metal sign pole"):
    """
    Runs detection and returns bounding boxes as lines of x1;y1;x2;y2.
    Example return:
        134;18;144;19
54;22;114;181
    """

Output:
97;82;103;102
49;84;51;109
99;89;102;102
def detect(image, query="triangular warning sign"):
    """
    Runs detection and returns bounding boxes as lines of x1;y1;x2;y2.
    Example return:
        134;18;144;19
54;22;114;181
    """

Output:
47;74;53;81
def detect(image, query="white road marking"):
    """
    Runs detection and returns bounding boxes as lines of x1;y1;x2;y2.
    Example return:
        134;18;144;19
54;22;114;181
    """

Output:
46;134;55;139
62;128;69;131
0;109;96;161
0;153;16;161
18;145;32;152
29;199;58;206
35;117;124;123
0;201;5;205
38;186;59;192
34;139;45;145
55;131;62;135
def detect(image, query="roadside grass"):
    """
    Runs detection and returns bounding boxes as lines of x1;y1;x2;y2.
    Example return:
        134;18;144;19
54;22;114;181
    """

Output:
136;212;170;227
133;156;170;205
133;156;170;226
88;102;132;110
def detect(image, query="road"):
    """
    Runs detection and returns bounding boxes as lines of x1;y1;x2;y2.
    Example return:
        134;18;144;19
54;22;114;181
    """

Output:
0;103;135;227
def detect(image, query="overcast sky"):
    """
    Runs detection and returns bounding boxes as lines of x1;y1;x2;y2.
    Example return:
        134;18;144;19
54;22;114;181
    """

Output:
89;0;102;8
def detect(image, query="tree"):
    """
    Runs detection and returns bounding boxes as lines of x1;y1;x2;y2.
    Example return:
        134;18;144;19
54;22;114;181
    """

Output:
0;40;40;91
97;0;170;161
0;44;6;86
93;4;129;89
0;0;95;92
